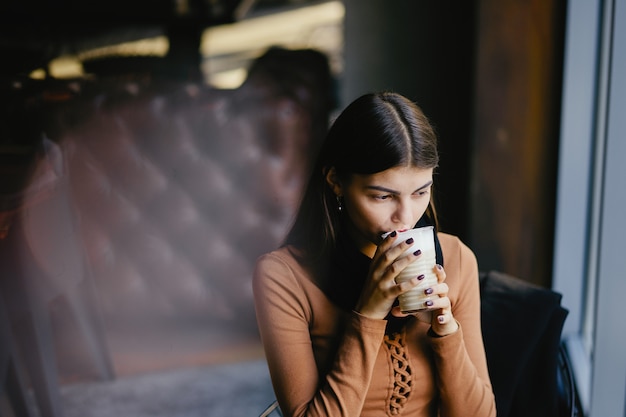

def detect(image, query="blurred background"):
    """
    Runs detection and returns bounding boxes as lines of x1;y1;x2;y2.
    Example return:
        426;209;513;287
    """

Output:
0;0;624;416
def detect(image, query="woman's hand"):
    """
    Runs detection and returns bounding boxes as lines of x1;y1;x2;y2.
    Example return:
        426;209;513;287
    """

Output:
354;231;423;320
392;264;459;336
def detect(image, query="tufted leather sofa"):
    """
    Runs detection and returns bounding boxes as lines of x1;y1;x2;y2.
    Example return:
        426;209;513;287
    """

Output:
0;48;333;417
40;74;327;337
0;50;332;367
0;50;333;417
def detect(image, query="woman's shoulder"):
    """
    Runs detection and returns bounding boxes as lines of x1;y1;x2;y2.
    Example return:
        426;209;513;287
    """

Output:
437;232;480;303
256;245;302;269
437;232;478;269
254;245;311;283
253;246;322;313
438;231;466;251
437;232;469;250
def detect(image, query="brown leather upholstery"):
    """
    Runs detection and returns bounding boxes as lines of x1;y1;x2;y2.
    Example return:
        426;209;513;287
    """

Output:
46;76;326;333
0;49;332;416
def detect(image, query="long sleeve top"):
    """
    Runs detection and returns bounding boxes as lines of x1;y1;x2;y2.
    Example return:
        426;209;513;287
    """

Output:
253;232;496;417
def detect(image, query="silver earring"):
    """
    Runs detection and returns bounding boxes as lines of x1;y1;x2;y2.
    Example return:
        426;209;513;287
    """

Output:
336;195;343;212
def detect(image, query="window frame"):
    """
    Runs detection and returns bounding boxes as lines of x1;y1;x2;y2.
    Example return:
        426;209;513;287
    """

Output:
552;0;626;415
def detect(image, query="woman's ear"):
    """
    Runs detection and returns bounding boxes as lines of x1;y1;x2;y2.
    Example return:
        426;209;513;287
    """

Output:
324;166;342;196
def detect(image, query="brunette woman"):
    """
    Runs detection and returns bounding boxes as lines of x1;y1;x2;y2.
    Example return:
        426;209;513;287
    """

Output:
253;91;496;417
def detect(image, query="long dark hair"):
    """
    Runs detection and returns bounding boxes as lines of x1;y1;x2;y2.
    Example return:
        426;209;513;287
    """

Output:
284;91;440;265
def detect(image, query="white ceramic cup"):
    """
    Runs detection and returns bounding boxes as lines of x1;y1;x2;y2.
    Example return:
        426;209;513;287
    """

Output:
383;226;437;313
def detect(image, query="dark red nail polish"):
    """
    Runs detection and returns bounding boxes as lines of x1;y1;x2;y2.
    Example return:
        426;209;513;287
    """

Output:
406;237;414;244
413;249;421;256
425;288;433;295
390;231;397;237
417;274;425;280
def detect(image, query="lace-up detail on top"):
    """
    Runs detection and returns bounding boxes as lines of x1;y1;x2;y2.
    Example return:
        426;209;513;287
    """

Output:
384;331;412;415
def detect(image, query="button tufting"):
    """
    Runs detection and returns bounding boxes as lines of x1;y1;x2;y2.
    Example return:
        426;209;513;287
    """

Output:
52;79;324;326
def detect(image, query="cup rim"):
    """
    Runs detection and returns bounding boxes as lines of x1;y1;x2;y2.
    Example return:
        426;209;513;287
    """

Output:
381;225;434;240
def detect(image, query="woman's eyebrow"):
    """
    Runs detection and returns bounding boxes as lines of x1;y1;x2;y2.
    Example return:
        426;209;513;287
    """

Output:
366;185;399;194
366;180;433;194
415;180;433;192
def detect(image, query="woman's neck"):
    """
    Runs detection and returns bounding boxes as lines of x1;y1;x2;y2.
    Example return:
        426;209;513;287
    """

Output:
343;220;376;259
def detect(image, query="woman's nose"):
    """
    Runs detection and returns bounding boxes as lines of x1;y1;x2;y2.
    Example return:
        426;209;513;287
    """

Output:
392;201;414;229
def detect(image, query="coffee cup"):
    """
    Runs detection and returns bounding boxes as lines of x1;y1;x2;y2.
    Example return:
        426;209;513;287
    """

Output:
382;226;438;313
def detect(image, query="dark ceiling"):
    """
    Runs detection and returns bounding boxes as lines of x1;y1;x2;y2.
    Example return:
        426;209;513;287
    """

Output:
0;0;316;76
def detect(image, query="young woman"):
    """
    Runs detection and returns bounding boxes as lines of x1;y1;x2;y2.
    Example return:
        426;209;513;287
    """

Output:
253;92;496;417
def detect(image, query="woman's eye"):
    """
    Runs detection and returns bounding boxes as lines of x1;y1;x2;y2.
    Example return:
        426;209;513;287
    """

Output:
374;194;391;200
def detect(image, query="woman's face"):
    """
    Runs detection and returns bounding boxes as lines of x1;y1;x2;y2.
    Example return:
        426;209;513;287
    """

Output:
328;165;434;258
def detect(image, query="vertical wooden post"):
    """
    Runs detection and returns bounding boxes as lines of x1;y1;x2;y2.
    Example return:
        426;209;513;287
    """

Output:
469;0;566;287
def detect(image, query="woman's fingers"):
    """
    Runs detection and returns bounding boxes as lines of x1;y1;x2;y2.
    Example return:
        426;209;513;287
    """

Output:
434;263;446;283
422;267;458;335
407;266;458;334
358;234;422;318
374;236;421;283
420;284;450;310
436;310;453;325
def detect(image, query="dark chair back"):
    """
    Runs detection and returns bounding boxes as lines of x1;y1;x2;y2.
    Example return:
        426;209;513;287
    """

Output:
479;270;576;417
